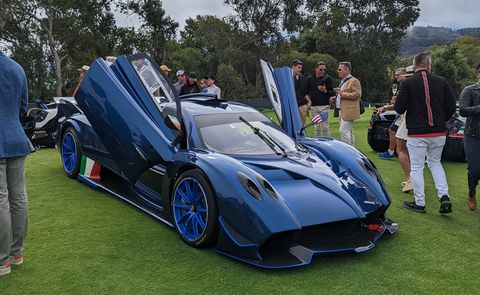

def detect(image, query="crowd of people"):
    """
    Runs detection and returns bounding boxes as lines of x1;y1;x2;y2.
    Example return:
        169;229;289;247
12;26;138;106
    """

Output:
1;50;480;276
291;53;480;216
162;66;222;99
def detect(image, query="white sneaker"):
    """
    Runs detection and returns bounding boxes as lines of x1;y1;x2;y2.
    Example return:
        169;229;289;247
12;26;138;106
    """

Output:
0;261;11;276
402;180;413;193
9;255;23;266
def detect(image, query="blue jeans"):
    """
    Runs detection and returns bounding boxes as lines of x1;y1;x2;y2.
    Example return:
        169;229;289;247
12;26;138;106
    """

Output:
0;156;28;266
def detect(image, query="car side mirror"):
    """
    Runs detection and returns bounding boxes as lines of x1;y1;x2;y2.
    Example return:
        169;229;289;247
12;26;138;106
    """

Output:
165;114;181;131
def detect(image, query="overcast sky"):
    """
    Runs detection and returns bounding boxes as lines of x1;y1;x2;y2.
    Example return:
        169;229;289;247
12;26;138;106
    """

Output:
115;0;480;30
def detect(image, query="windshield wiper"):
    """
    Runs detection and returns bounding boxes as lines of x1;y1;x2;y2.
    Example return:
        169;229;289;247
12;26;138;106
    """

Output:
239;116;288;157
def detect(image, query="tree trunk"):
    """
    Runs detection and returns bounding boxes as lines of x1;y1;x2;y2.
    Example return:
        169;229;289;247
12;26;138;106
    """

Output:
46;10;62;97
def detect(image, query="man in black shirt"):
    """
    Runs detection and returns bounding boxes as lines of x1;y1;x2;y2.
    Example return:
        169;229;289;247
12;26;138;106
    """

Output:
306;61;335;136
394;52;455;214
291;60;311;125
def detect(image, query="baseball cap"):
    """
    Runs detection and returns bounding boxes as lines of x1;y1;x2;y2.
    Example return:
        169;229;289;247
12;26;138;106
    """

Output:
176;70;185;77
77;65;90;72
188;72;197;80
160;65;171;72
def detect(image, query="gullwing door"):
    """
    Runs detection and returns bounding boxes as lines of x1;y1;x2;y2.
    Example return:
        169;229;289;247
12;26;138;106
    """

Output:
260;59;303;139
75;54;181;182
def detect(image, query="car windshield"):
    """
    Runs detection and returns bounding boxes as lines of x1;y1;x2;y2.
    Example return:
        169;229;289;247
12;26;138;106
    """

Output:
195;112;299;156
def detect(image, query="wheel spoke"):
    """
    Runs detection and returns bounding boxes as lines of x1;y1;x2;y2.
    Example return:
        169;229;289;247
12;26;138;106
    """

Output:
174;204;190;210
196;214;206;230
179;211;193;223
185;180;193;198
191;215;199;237
177;189;192;203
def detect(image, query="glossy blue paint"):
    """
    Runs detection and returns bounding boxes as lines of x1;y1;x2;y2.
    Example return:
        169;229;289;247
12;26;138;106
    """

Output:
61;132;77;174
173;177;208;241
57;54;396;268
75;57;177;182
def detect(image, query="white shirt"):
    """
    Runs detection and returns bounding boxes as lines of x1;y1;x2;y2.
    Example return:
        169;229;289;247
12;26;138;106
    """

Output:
207;84;221;99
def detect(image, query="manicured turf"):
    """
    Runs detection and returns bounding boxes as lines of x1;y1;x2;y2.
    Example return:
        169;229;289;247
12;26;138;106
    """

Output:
1;109;479;294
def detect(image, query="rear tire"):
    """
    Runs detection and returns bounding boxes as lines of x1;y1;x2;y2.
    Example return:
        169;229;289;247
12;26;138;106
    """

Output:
171;169;219;248
61;127;82;178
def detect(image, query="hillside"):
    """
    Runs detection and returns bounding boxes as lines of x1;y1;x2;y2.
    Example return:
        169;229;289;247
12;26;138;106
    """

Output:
399;26;480;56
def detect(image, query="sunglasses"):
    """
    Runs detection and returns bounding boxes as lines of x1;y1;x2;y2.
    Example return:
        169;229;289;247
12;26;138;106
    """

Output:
318;68;326;71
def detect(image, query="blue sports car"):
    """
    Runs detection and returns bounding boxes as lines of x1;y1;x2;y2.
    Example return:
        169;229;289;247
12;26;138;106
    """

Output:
55;53;397;268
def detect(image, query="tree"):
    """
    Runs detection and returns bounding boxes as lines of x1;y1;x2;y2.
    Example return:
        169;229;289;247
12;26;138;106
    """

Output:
300;0;420;102
120;0;178;63
1;0;117;97
430;44;475;97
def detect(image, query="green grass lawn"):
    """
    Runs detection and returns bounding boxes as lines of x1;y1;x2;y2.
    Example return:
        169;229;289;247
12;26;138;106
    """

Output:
1;109;479;294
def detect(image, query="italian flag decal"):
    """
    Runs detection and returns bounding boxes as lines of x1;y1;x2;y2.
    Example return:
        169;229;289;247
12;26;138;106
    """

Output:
80;156;102;180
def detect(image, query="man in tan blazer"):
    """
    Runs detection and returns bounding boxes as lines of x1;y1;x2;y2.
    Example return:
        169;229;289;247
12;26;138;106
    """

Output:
332;62;362;145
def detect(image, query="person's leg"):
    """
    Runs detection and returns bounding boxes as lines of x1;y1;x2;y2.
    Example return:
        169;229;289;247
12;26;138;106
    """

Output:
388;130;397;152
298;105;308;126
7;156;28;258
396;138;411;178
0;159;12;267
310;106;322;137
339;117;354;145
425;136;449;198
407;137;428;207
425;136;452;213
465;135;480;210
318;105;330;137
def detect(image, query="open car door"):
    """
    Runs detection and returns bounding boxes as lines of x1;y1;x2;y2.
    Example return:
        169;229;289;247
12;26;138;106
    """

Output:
75;53;181;182
260;59;303;139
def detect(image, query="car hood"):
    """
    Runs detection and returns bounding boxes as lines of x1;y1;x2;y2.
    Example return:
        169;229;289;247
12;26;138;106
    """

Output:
235;153;384;227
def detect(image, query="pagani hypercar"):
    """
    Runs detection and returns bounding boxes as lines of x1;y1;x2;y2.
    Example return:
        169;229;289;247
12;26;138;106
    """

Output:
367;110;466;161
55;53;397;268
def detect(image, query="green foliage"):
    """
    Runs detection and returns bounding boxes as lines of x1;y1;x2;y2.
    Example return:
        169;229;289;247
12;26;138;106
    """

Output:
430;44;475;97
0;0;117;97
119;0;178;64
216;63;245;99
295;0;420;102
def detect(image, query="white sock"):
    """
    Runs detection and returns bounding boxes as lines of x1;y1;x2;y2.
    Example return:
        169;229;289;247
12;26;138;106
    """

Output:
388;149;394;156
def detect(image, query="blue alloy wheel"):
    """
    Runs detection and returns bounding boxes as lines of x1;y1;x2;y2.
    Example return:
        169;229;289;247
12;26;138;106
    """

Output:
172;169;218;248
61;128;82;178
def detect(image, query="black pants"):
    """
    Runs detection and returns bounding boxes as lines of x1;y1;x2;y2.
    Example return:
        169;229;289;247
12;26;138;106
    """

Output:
464;135;480;196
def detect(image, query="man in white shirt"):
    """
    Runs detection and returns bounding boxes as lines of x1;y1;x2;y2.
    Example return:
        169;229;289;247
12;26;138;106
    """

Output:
206;75;221;99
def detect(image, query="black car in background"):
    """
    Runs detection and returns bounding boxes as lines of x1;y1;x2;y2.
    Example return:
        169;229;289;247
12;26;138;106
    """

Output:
367;109;466;162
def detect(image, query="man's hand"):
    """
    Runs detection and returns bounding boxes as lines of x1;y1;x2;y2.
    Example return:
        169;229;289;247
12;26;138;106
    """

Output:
390;95;397;104
334;87;342;95
330;96;336;103
377;106;385;113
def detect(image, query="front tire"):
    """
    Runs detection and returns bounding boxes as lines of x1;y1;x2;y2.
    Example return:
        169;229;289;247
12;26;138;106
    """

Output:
172;169;218;248
61;127;82;178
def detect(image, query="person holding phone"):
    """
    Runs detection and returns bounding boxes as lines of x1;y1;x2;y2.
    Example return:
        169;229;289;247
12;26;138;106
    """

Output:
306;61;335;137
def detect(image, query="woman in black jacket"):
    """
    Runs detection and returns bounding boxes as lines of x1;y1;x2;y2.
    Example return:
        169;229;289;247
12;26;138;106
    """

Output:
179;72;201;96
459;64;480;211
